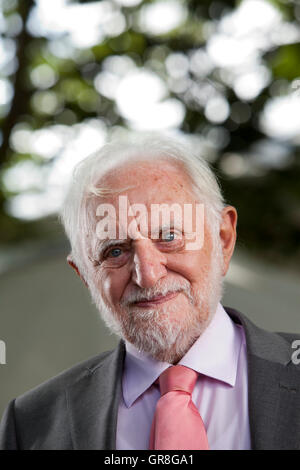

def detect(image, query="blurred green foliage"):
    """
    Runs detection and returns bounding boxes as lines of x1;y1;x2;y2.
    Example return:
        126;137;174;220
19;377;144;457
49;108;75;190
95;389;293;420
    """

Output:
0;0;299;270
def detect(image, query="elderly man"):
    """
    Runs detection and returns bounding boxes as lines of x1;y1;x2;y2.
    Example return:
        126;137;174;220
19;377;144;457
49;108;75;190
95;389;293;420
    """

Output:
0;134;299;450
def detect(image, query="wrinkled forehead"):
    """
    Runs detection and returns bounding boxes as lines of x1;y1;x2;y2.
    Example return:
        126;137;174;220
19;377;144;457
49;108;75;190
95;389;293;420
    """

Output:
81;159;207;252
89;158;198;210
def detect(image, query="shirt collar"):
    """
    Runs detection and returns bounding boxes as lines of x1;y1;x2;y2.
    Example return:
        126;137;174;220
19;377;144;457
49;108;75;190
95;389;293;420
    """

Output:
122;303;244;408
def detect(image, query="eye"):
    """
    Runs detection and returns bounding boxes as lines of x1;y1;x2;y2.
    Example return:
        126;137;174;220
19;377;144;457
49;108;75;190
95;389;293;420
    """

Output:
108;247;123;258
157;229;184;251
100;241;132;265
162;231;176;242
99;244;130;267
161;230;182;242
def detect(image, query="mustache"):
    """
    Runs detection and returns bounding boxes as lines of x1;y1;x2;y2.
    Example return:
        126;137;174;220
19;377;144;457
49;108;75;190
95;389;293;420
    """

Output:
120;279;195;306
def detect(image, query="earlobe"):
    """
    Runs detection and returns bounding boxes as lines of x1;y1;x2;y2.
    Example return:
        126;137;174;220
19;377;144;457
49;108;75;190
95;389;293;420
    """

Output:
67;254;88;287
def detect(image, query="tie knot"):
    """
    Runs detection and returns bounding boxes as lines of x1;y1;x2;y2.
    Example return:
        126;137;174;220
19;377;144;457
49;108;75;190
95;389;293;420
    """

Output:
159;365;198;396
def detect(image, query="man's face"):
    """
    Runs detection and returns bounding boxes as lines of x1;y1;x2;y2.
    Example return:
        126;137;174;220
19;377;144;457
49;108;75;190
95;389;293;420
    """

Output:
85;159;226;363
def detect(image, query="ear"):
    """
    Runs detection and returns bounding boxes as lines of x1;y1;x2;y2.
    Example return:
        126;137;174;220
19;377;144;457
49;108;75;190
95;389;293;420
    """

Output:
219;205;237;276
67;254;88;287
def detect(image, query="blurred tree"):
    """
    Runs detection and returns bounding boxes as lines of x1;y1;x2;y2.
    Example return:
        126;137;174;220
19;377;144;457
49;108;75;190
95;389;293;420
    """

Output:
0;0;299;269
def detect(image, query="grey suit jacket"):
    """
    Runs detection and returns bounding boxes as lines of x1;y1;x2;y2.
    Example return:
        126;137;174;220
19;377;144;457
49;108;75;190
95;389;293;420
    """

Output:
0;307;300;450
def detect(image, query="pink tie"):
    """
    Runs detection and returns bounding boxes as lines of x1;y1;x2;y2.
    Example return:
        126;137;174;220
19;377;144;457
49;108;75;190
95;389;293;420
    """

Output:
149;365;209;450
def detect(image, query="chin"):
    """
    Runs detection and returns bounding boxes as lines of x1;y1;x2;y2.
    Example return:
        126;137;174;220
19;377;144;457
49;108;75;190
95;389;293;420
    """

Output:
120;301;214;364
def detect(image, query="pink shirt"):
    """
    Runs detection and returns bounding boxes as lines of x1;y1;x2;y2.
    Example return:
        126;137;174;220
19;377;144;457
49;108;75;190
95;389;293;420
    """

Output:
116;303;251;450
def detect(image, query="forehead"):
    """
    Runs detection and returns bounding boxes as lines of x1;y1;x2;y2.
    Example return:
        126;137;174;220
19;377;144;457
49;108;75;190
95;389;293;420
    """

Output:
93;158;197;207
84;158;207;255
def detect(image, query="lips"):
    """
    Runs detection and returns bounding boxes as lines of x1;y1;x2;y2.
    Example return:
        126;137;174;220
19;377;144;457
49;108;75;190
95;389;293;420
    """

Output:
134;291;179;307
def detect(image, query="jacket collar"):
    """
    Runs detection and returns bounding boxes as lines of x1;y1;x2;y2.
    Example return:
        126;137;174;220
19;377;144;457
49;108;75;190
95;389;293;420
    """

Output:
224;307;291;365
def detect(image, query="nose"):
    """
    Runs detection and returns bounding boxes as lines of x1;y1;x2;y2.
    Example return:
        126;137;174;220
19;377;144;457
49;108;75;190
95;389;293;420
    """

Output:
131;239;168;289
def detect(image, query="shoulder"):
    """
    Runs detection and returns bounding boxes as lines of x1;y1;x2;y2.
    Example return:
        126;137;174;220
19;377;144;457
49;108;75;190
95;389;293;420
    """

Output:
276;332;300;342
224;306;300;366
0;343;125;449
13;347;119;413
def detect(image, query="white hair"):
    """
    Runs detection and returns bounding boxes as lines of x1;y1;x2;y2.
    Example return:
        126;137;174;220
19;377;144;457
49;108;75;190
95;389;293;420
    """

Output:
59;131;226;282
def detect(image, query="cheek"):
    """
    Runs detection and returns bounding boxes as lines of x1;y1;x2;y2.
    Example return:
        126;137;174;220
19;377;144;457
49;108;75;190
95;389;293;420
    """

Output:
98;268;130;305
166;251;211;283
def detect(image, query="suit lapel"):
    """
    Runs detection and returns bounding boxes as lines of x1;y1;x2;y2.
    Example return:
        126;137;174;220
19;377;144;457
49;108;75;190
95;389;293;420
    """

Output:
225;307;300;450
66;341;125;450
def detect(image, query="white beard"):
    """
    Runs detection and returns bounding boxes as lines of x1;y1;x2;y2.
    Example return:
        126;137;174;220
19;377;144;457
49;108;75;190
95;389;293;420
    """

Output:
88;243;224;364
